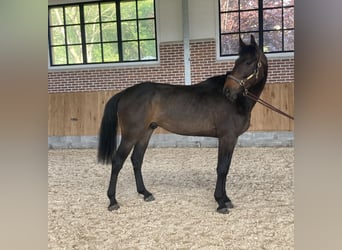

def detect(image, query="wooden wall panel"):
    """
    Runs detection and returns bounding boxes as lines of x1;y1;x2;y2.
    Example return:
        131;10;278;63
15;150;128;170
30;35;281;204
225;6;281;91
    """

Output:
48;83;294;136
250;83;294;131
48;93;65;136
48;91;117;136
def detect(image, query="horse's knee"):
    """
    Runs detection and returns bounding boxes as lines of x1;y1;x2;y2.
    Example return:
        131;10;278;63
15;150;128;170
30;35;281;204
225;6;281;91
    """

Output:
216;166;228;176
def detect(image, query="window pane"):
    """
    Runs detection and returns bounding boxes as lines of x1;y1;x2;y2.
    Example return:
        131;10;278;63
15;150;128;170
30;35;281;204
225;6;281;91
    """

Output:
263;8;282;30
84;4;99;23
218;0;295;56
120;1;136;20
284;30;294;51
138;0;154;18
140;40;156;60
66;25;81;44
85;24;101;43
221;34;239;55
264;31;282;52
221;13;239;33
263;0;282;8
103;43;119;62
102;22;118;42
139;20;155;39
67;45;83;64
49;2;158;65
51;46;67;65
50;8;64;26
123;41;139;61
240;11;258;32
50;27;65;45
101;2;116;22
65;6;80;25
240;0;258;10
283;0;294;6
284;7;294;29
86;44;102;63
121;21;137;40
220;0;238;12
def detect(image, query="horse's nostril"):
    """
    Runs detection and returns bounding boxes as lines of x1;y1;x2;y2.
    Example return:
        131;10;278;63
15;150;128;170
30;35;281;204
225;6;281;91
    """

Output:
224;88;230;97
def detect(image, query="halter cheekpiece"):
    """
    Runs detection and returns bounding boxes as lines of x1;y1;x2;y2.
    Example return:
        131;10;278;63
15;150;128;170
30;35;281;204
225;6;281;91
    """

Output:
226;56;263;93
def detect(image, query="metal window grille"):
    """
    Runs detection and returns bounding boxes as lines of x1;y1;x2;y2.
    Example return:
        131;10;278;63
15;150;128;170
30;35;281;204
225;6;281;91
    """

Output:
218;0;294;56
48;0;158;66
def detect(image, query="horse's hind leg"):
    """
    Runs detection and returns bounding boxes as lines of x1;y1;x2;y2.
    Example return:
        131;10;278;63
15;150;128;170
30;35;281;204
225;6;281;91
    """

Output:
131;129;155;202
107;137;134;211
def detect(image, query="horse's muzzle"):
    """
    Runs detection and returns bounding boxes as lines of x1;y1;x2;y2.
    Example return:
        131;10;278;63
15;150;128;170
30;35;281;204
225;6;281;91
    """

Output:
224;87;239;102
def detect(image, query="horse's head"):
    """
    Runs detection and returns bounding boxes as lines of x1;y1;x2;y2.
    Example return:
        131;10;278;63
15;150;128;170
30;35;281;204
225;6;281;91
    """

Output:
223;35;267;102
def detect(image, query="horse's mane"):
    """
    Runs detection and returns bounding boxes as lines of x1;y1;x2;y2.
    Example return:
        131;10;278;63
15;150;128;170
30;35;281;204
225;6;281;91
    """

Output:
189;74;228;95
191;72;250;114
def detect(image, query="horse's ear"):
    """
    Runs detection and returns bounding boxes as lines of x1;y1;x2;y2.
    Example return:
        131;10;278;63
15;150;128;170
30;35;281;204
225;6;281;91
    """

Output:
239;37;246;50
250;34;257;46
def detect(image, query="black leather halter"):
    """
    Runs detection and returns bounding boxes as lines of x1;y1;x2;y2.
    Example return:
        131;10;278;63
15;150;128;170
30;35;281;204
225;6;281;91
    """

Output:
226;56;262;93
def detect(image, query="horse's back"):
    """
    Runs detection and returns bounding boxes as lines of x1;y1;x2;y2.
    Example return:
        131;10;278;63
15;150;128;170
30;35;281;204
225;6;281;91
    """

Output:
118;73;226;99
116;75;228;120
124;76;228;136
116;82;159;113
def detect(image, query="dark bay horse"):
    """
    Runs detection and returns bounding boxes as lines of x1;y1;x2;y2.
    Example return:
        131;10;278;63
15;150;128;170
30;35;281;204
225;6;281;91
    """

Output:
98;35;268;213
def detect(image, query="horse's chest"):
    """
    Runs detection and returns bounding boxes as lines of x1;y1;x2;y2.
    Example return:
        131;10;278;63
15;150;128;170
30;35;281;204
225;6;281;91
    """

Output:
241;118;250;133
217;114;251;137
236;114;251;135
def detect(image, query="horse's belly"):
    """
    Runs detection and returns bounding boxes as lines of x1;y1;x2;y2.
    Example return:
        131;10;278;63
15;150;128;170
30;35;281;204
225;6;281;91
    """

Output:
157;118;217;137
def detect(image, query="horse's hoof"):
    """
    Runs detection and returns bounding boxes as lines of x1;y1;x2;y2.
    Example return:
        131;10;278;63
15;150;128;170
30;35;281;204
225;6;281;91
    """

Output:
217;207;229;214
108;203;120;211
144;194;155;202
225;201;234;209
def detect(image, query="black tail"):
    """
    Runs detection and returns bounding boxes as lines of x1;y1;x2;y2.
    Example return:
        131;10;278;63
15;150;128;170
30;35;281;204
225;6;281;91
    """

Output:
97;92;124;164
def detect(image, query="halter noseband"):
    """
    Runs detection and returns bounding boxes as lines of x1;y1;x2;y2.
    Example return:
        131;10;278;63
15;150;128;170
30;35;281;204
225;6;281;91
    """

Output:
226;56;263;93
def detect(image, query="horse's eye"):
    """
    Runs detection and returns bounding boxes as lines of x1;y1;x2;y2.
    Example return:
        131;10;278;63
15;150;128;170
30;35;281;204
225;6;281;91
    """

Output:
246;61;253;65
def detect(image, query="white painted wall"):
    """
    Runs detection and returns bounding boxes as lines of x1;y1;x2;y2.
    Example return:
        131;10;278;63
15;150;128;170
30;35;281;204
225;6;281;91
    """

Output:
49;0;218;43
158;0;183;42
158;0;218;42
188;0;216;40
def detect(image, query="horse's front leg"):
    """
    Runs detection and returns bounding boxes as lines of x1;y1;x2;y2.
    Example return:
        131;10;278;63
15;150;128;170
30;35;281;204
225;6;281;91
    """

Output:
214;136;237;214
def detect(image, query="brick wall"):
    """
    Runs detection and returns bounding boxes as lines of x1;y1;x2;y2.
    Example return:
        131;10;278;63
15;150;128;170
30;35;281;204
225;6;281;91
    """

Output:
48;39;294;93
190;40;234;84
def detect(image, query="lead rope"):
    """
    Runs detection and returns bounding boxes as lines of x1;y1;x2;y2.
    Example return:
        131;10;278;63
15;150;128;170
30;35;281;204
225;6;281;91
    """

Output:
243;90;295;120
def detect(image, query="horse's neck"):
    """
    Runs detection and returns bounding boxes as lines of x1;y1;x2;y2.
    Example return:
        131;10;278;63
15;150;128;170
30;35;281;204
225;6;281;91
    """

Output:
247;79;267;109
